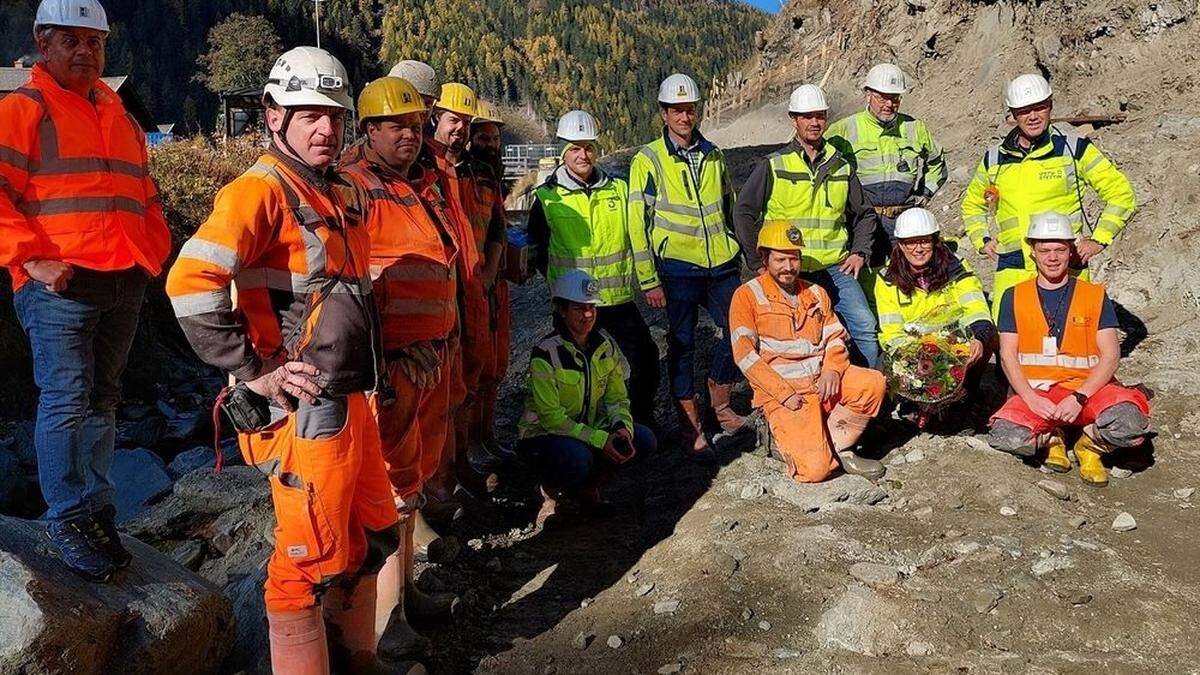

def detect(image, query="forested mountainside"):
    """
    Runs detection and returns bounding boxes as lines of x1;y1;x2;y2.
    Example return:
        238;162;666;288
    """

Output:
1;0;766;146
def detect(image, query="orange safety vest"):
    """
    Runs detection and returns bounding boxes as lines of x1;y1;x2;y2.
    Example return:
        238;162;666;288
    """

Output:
457;157;505;258
167;152;377;394
729;273;851;407
1013;278;1104;391
0;64;170;289
341;142;459;351
423;140;481;280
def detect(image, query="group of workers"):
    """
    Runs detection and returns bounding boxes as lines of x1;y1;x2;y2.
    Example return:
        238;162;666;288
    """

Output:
0;1;1155;673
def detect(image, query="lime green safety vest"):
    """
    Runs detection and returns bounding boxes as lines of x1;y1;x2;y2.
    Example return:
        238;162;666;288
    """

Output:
826;110;947;207
764;148;852;272
873;257;992;350
535;173;636;307
627;135;740;289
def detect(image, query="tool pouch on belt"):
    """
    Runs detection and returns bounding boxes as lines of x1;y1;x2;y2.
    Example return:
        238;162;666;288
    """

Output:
219;382;272;433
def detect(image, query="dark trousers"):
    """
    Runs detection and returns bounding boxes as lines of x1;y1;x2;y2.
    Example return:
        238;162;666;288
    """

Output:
13;268;148;522
595;302;659;424
662;269;741;399
518;423;657;491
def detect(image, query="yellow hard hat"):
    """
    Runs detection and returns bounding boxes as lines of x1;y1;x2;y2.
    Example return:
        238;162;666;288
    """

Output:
757;219;804;251
357;77;426;126
471;99;504;126
434;82;477;117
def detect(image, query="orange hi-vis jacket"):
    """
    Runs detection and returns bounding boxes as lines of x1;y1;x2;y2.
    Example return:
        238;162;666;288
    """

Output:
0;64;170;289
457;152;507;260
729;272;852;407
1013;277;1105;392
341;141;459;351
423;139;481;280
166;150;378;395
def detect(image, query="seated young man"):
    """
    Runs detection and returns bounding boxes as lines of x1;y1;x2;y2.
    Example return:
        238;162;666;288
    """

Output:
988;213;1150;486
729;220;887;483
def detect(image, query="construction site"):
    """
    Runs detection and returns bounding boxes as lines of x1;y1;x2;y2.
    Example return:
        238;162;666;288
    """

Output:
2;0;1200;673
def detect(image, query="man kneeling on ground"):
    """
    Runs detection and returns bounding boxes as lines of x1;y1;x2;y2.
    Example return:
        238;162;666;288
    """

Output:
989;213;1151;486
729;220;887;482
517;270;657;524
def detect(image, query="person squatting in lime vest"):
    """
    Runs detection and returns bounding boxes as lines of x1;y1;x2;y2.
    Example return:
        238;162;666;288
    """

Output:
961;73;1136;320
517;269;658;524
734;83;882;369
527;110;661;430
988;213;1150;487
826;63;947;292
627;73;750;464
167;47;400;673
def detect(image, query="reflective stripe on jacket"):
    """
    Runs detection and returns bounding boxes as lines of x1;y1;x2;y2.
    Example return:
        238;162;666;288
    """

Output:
627;133;739;287
874;257;991;349
518;327;633;448
0;64;170;289
826;110;947;206
961;126;1136;256
341;141;459;350
535;166;637;307
166;152;377;394
1013;277;1104;392
729;273;850;407
763;148;852;272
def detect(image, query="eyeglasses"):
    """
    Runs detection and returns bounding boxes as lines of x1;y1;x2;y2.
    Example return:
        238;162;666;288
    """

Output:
899;238;934;249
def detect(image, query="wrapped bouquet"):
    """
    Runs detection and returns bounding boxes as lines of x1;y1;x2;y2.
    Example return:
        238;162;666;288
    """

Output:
882;329;972;424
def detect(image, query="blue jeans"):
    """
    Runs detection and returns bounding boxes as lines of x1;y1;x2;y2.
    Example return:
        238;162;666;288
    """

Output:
662;268;742;399
14;268;148;522
518;423;657;491
800;266;880;368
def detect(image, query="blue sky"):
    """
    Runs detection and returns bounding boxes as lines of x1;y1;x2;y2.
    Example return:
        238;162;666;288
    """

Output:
741;0;781;12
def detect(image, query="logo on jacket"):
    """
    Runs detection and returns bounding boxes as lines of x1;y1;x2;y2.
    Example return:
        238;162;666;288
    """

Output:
897;158;911;173
607;198;617;209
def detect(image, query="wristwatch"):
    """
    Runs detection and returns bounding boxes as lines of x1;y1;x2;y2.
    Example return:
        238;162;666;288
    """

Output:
1071;391;1088;406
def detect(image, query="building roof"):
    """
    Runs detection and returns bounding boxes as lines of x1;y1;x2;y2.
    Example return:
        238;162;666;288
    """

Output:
0;67;155;132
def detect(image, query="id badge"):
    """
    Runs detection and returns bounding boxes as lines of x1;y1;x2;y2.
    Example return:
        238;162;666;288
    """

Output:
1042;336;1058;357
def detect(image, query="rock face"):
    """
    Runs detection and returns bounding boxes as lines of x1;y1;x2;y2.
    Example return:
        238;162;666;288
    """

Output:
0;515;232;674
814;584;906;655
768;474;887;512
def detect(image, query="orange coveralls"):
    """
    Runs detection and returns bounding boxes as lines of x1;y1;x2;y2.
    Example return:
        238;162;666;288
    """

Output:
729;273;886;482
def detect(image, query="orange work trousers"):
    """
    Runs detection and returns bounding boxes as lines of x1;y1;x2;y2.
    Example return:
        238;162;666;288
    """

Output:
374;343;453;504
763;365;885;483
238;392;398;613
472;280;511;438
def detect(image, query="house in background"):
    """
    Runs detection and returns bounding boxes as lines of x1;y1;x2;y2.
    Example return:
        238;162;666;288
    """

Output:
1;60;158;137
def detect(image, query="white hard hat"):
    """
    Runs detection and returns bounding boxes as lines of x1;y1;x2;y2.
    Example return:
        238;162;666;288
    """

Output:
35;0;109;32
264;46;354;111
1026;212;1076;241
863;63;907;95
788;84;828;114
388;60;440;99
556;110;599;143
658;73;701;104
551;270;601;305
1005;73;1053;109
894;208;940;239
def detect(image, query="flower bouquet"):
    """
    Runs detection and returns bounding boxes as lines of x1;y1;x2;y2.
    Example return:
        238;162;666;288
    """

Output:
882;329;972;427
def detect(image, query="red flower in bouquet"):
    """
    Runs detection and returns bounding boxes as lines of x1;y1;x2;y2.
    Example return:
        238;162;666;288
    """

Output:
950;365;965;382
927;383;943;397
921;342;939;355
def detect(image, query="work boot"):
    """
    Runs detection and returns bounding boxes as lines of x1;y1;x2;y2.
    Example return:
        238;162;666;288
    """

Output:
375;524;432;667
405;583;461;626
411;509;460;564
837;449;886;481
325;574;391;674
46;516;117;583
267;607;331;675
92;504;132;569
707;379;749;434
674;397;717;465
1074;434;1109;487
1042;430;1071;473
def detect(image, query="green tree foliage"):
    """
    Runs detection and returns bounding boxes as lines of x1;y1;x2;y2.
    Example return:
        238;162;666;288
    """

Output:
379;0;767;148
195;13;283;94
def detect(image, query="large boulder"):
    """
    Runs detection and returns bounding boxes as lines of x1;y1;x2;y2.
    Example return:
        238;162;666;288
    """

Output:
109;448;173;523
0;515;233;674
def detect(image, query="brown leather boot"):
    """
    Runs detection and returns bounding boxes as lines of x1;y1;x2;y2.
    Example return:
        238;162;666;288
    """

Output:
674;397;717;464
707;379;749;433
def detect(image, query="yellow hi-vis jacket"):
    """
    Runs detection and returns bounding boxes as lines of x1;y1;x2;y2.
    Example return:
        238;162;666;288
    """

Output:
627;131;740;288
762;147;854;272
961;126;1136;259
873;256;992;350
826;110;947;207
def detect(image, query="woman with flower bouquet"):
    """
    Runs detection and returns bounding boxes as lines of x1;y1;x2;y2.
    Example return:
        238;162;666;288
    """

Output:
874;209;995;424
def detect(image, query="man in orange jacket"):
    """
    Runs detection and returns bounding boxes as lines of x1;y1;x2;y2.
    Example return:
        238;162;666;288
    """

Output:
989;213;1150;487
167;48;403;674
729;221;887;483
2;1;170;583
340;76;465;664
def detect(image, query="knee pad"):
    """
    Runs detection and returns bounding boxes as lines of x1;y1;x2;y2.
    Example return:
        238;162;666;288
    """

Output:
1094;403;1149;448
359;525;401;575
988;420;1037;457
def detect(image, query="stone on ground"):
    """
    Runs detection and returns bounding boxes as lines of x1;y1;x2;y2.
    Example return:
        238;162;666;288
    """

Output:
1112;512;1138;531
110;448;173;523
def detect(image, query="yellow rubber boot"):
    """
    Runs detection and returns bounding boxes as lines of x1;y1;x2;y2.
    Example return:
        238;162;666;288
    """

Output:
1074;434;1109;487
1043;430;1071;473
